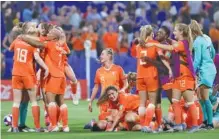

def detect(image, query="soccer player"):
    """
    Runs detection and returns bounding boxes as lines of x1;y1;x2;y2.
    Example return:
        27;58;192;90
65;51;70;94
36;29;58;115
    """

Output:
135;25;172;133
9;22;49;132
88;48;128;120
97;86;141;131
20;27;69;132
146;23;199;133
189;20;216;129
210;85;219;128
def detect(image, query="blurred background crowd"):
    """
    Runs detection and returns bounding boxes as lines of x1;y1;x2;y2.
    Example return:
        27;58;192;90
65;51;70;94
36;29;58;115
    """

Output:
1;1;219;83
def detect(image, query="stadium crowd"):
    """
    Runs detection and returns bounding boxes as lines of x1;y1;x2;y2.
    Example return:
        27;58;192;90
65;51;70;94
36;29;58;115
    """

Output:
1;1;219;79
1;1;219;134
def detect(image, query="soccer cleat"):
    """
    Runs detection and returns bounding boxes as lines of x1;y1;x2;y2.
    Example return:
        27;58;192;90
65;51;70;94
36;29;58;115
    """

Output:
156;126;163;133
62;126;70;132
11;127;19;133
173;124;183;132
188;126;200;133
165;128;174;133
199;123;207;130
206;124;214;130
141;126;152;133
7;127;12;132
49;126;59;132
84;119;96;129
72;94;79;105
35;127;46;132
18;125;35;132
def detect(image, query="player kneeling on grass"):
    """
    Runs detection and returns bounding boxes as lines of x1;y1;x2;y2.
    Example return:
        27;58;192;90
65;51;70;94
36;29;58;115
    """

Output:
97;86;142;132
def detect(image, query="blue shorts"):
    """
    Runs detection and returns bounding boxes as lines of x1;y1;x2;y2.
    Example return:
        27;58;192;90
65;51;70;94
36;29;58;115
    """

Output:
198;74;216;88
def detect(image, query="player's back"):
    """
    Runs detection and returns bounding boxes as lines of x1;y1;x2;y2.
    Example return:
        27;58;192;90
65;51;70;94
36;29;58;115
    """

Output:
10;38;37;76
118;93;140;112
136;40;160;78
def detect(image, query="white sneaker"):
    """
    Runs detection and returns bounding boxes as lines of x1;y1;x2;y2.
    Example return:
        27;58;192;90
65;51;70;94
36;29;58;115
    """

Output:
72;94;79;105
62;126;70;132
49;126;59;132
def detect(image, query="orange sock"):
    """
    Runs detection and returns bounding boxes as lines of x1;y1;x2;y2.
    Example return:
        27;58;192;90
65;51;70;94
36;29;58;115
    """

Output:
48;102;57;127
144;104;155;126
12;107;19;128
172;101;182;124
138;107;146;126
71;83;77;95
56;105;61;123
60;104;68;127
155;107;162;126
32;106;40;128
188;103;198;126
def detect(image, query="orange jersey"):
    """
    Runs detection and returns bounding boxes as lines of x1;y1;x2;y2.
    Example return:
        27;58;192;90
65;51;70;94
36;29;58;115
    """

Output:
94;64;125;94
174;41;193;77
9;38;37;76
72;37;84;51
44;41;66;77
102;32;119;52
39;36;48;59
61;43;70;66
117;93;140;112
81;32;98;50
136;40;162;78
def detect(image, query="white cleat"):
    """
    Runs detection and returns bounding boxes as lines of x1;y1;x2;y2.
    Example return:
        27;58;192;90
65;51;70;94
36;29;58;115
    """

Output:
49;126;59;132
62;126;70;132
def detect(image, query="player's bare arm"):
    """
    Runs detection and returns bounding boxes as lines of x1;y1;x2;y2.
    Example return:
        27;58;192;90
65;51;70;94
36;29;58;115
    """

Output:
89;84;99;112
34;51;49;79
21;35;45;48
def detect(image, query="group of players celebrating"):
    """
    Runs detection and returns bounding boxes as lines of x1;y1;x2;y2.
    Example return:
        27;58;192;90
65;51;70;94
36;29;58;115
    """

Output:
8;19;219;133
9;22;78;132
86;20;219;133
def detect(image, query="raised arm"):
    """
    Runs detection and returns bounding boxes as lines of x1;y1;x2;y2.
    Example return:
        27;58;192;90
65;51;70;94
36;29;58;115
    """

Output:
146;42;176;51
21;35;45;48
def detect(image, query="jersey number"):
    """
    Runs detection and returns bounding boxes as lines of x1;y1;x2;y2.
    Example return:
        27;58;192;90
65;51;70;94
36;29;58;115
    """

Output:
140;51;147;65
16;48;28;63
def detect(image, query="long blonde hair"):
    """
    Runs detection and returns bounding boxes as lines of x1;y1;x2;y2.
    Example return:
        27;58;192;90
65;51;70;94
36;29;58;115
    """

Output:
176;23;193;51
139;25;153;47
189;20;203;40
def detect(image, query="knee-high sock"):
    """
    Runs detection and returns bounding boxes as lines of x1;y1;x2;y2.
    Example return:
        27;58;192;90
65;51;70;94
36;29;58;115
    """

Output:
48;102;57;127
204;100;213;125
199;100;207;122
188;103;198;126
138;107;146;126
172;101;182;124
19;102;28;127
144;104;155;126
155;107;162;126
60;104;68;127
12;106;19;128
32;105;40;128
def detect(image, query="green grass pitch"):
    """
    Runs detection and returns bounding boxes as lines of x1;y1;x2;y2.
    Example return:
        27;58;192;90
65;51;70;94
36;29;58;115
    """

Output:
1;99;219;139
